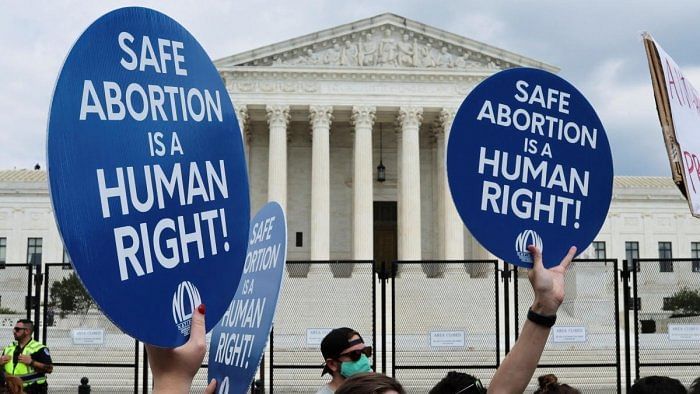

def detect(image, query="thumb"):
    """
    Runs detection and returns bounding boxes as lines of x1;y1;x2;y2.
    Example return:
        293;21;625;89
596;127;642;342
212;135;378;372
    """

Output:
190;303;207;341
527;245;543;270
204;378;218;394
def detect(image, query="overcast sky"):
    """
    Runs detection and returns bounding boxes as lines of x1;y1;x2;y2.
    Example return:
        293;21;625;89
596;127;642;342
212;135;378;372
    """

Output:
2;0;698;175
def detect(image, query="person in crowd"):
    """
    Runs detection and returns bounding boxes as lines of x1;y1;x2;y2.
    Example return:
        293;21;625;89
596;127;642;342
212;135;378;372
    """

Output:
533;374;580;393
689;377;700;394
429;371;485;393
144;303;217;394
629;376;686;393
488;245;577;394
0;319;52;394
316;327;373;394
335;372;405;394
0;371;24;394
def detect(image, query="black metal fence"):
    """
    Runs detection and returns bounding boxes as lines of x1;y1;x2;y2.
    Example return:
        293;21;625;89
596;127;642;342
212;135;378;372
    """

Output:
1;258;699;392
269;260;375;393
631;259;700;390
514;259;622;392
391;260;500;392
43;263;142;394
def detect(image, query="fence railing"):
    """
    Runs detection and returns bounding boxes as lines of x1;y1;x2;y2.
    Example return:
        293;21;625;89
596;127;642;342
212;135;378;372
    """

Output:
1;258;698;392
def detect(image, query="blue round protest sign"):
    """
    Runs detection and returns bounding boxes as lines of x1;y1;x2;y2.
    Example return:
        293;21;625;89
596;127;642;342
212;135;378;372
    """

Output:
46;7;249;346
447;68;613;268
208;202;287;391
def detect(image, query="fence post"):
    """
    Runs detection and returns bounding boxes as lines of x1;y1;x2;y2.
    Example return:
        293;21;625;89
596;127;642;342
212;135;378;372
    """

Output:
32;260;42;340
78;377;91;394
621;260;632;390
501;264;512;354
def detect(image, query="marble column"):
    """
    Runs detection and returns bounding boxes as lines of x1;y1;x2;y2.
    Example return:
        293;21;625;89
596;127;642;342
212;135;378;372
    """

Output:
351;106;376;260
438;108;464;260
309;105;333;260
397;106;423;260
266;105;290;212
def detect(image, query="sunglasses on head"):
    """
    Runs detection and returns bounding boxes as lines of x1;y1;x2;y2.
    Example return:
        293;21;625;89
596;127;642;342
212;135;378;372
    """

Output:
455;378;484;394
337;346;372;362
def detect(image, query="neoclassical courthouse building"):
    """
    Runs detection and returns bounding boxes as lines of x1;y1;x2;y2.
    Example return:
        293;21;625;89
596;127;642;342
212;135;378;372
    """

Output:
1;13;699;389
2;11;700;315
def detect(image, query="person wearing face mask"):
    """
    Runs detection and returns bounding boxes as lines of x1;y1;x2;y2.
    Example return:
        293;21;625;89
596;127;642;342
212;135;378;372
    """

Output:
316;327;373;394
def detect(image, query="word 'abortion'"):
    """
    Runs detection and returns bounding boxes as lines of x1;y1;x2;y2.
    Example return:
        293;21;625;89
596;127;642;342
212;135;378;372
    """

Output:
97;160;231;281
476;81;597;149
79;32;223;122
478;147;588;227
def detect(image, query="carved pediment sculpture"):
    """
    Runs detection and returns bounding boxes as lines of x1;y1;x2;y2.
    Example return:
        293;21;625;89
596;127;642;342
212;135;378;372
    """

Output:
243;26;512;71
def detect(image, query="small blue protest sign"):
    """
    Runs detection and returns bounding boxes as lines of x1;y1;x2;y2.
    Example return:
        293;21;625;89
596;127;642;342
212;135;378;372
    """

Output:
208;202;287;392
46;7;249;346
447;68;613;268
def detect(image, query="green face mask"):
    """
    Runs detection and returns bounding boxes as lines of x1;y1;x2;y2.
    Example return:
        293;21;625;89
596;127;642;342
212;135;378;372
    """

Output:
340;354;372;378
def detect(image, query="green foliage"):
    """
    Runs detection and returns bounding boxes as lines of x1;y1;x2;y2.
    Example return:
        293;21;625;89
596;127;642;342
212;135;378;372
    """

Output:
49;273;94;317
665;287;700;316
0;307;17;314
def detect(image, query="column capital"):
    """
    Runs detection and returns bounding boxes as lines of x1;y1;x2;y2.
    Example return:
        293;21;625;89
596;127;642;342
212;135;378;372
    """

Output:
266;104;291;128
439;107;457;130
397;106;423;130
351;106;376;129
309;105;334;130
236;105;251;141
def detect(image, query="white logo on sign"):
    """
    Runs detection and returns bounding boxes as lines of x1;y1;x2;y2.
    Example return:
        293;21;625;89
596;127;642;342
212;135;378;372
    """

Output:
515;230;543;263
172;281;201;336
218;377;230;394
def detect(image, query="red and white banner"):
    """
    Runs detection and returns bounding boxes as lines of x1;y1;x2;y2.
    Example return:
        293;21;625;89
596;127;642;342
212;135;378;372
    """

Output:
643;33;700;216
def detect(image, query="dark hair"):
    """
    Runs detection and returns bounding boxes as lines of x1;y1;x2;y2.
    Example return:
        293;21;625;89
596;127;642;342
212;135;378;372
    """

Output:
534;374;580;394
689;377;700;394
321;327;363;376
16;319;34;330
335;372;405;394
630;376;686;394
429;371;485;394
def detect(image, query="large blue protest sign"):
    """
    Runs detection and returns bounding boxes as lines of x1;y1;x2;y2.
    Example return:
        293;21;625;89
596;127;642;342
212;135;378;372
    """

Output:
447;68;613;268
46;7;249;346
208;202;287;392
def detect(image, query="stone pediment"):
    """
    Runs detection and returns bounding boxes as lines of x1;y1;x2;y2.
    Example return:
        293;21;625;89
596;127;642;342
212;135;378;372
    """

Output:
215;13;557;73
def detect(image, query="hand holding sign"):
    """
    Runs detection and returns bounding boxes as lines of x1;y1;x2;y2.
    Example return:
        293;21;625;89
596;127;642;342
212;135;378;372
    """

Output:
47;7;249;346
447;68;613;268
146;304;218;394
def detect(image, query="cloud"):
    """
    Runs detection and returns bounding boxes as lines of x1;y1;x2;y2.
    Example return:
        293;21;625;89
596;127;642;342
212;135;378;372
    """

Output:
583;59;669;175
2;1;700;176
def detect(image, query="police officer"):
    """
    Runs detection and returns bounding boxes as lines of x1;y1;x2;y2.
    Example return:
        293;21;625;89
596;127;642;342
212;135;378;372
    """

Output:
0;319;53;394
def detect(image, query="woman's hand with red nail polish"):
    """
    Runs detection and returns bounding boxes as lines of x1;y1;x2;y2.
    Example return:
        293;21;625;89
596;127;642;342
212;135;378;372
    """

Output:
146;303;217;394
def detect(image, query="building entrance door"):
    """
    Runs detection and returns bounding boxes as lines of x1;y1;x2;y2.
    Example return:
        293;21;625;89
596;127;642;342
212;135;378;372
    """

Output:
373;201;397;275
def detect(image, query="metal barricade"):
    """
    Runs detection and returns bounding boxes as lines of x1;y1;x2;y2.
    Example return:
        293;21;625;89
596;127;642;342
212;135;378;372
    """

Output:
632;258;700;389
392;260;500;392
514;258;621;392
269;260;375;393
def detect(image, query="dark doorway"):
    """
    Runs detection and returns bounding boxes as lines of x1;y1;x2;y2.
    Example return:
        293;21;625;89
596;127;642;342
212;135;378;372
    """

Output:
373;201;397;276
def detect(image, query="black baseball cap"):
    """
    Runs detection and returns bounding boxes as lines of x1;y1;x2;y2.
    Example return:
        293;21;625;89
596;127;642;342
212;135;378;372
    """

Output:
320;327;364;375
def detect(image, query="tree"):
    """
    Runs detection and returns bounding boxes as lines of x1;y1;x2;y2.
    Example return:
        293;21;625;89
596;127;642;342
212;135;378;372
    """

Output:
664;287;700;316
49;273;94;317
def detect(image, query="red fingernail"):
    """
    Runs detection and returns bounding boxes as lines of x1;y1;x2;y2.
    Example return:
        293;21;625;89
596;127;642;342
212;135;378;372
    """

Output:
198;304;206;314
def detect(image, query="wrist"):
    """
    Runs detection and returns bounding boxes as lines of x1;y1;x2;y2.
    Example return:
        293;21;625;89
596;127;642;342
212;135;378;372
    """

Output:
527;307;557;328
530;298;559;316
153;375;193;394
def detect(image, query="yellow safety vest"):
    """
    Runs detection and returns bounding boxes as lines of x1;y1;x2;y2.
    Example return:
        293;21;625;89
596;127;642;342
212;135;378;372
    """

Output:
3;339;48;386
